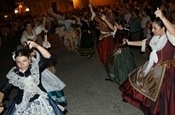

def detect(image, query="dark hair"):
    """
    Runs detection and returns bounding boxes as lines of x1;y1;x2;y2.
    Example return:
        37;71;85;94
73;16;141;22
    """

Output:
14;42;34;60
14;48;31;59
133;8;140;16
152;17;165;28
25;21;33;27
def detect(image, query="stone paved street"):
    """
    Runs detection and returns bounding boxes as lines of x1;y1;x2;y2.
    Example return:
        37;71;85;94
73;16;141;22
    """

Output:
0;37;147;115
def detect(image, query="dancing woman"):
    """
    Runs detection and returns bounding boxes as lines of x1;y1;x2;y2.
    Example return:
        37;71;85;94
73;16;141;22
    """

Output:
88;4;115;66
119;8;175;115
0;40;62;115
101;15;136;84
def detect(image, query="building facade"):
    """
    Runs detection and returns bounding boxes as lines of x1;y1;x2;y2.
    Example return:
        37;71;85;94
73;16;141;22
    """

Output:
22;0;119;15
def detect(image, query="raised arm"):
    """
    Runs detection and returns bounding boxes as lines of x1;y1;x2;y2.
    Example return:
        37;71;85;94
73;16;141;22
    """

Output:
42;29;51;49
26;40;51;58
88;4;96;20
49;8;65;21
154;8;175;36
101;14;115;31
154;8;175;46
42;16;46;27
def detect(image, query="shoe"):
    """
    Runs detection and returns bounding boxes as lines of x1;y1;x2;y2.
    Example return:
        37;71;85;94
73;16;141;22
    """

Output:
122;99;127;103
105;78;112;82
62;109;68;114
87;55;92;58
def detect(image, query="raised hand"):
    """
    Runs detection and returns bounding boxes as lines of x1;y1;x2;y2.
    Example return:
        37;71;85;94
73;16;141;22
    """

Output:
49;8;53;14
26;40;39;49
123;39;128;45
154;8;165;19
88;3;92;7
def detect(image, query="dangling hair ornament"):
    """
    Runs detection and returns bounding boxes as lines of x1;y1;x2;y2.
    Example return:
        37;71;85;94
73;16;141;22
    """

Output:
12;51;16;61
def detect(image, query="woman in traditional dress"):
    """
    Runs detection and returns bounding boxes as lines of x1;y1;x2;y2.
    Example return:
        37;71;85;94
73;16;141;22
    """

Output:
59;16;79;52
49;9;79;52
35;33;68;114
0;40;62;115
101;16;136;84
119;8;175;115
20;17;45;46
17;31;68;114
88;4;115;66
74;13;95;58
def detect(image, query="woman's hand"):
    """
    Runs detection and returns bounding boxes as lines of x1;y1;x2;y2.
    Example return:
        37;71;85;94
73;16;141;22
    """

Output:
88;3;92;8
0;102;4;114
123;39;128;45
26;40;39;49
0;107;4;114
154;8;165;20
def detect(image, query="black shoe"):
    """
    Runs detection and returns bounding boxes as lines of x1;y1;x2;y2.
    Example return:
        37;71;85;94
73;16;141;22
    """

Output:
105;78;112;82
62;109;68;114
122;99;127;103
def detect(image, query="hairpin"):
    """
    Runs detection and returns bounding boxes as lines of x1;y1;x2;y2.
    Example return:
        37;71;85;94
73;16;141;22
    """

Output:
12;51;16;61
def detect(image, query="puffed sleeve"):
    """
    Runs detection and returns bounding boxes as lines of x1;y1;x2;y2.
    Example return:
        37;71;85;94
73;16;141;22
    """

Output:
141;38;150;52
166;31;175;46
35;25;43;35
39;54;57;72
0;79;12;97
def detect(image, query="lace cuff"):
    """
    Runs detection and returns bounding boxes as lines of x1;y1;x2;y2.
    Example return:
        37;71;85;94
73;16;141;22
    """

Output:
141;39;147;52
43;41;51;49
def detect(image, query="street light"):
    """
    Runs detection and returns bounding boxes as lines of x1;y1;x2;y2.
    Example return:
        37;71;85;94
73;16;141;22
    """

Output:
14;0;29;14
14;9;18;14
25;7;29;12
4;15;8;18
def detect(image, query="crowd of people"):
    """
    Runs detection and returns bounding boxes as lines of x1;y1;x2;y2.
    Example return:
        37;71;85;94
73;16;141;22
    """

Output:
0;0;175;114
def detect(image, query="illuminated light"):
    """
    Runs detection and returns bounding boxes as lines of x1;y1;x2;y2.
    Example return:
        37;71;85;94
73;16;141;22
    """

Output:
4;15;8;18
25;7;30;12
19;4;23;9
14;9;18;14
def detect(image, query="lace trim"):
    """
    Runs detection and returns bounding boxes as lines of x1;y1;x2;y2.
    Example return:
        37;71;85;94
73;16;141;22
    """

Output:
6;61;55;114
6;61;40;90
14;94;55;115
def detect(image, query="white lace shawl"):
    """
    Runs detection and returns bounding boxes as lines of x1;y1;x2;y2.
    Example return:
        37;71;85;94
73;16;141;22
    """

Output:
6;60;55;115
144;34;167;74
6;60;40;90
